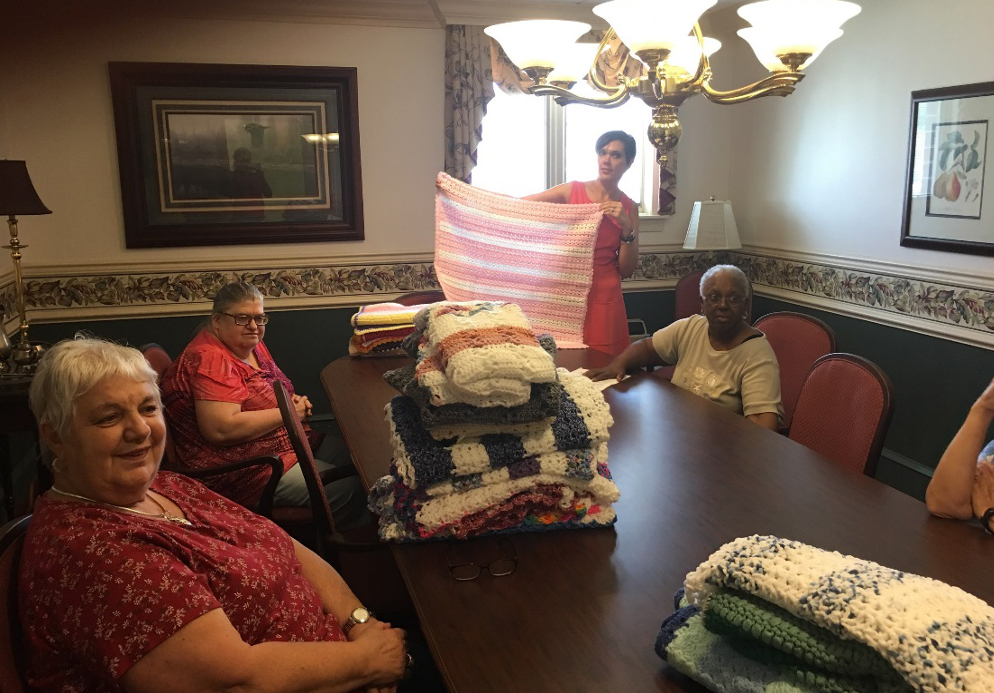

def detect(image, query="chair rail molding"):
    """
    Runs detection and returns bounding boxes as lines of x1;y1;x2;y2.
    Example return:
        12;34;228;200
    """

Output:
2;245;992;350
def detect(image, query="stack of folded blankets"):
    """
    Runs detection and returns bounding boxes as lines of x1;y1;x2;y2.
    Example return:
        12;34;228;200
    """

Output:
656;535;994;693
349;301;438;357
369;300;620;541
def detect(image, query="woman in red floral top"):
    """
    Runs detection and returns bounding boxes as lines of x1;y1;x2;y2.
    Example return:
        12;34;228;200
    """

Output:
160;281;371;530
20;338;407;692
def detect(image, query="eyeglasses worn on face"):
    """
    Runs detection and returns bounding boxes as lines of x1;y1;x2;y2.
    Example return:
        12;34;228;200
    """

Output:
219;312;270;326
446;538;517;581
704;293;745;307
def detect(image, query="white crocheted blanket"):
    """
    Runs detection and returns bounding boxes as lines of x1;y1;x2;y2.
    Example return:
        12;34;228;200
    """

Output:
684;535;994;692
434;172;603;348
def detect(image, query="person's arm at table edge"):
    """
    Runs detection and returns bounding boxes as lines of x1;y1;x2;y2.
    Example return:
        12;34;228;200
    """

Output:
926;377;994;520
195;398;307;446
585;338;665;381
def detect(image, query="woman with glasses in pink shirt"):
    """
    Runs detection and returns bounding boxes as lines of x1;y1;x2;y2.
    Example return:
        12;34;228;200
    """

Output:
161;281;371;529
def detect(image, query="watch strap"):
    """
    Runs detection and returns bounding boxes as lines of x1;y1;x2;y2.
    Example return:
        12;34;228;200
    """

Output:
982;507;994;535
620;231;636;244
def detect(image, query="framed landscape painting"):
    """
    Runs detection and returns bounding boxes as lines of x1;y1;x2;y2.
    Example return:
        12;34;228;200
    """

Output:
109;62;364;248
901;81;994;256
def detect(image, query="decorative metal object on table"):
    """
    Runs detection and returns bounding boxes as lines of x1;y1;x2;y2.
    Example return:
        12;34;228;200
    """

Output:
484;0;861;214
0;160;51;375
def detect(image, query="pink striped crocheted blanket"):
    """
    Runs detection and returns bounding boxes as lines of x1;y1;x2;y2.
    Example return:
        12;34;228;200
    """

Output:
434;172;603;348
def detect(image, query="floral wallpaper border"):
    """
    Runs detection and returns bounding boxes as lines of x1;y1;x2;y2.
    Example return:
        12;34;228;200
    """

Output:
2;250;992;345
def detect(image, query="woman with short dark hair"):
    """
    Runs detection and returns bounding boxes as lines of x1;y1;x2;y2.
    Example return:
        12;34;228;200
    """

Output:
525;130;640;356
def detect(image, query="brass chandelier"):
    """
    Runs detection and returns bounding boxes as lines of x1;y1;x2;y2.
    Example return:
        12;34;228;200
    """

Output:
485;0;860;209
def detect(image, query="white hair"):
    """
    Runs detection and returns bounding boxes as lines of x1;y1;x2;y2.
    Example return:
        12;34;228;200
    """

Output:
29;336;160;442
700;264;751;299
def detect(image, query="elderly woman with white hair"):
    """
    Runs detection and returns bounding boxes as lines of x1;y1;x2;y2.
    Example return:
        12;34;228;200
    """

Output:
586;264;783;430
19;337;409;693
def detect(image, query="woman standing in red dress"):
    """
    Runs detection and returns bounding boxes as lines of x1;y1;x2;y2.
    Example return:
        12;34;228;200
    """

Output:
525;130;640;356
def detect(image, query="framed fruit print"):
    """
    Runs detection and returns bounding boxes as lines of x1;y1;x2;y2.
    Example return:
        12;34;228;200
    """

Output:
901;81;994;256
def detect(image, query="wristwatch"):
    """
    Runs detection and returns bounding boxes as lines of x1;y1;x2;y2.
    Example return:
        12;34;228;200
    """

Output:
342;606;373;636
620;230;637;244
982;507;994;535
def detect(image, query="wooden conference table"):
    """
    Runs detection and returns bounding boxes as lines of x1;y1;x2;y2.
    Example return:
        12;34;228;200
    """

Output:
321;350;994;693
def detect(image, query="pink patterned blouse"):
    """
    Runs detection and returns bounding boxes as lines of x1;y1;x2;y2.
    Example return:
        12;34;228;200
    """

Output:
160;329;305;507
18;472;348;692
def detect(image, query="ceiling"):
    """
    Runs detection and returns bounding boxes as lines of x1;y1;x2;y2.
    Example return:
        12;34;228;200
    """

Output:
146;0;745;29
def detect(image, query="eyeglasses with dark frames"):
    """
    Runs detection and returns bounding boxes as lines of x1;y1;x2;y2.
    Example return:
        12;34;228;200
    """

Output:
446;537;517;581
219;312;270;326
704;293;746;307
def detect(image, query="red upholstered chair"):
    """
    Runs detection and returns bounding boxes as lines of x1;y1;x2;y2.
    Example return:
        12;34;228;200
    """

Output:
395;290;445;306
653;270;705;381
788;353;894;477
0;514;30;693
138;343;284;519
674;270;705;322
752;311;837;432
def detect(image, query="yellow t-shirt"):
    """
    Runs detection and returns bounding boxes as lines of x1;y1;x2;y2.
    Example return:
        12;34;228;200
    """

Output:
651;315;783;420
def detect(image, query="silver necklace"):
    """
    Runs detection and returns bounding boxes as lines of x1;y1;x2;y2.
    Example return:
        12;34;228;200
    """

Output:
49;486;193;526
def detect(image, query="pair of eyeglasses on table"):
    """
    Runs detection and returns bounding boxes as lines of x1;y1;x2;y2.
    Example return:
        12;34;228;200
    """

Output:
445;537;517;581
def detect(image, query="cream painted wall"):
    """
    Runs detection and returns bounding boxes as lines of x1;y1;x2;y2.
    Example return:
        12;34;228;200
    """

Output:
0;9;444;271
724;0;994;276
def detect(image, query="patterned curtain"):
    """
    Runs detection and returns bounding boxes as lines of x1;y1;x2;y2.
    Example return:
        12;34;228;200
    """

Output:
444;25;495;183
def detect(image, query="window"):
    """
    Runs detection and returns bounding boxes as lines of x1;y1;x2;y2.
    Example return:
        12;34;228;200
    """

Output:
473;84;656;212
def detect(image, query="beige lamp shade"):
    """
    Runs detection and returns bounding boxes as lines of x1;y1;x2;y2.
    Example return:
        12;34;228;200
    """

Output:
592;0;717;56
683;198;741;250
484;20;592;71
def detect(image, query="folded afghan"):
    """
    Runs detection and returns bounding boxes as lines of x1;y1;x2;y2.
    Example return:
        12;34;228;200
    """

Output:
350;301;439;329
383;334;561;429
656;535;994;693
413;301;557;406
386;368;613;489
368;456;619;541
434;172;602;349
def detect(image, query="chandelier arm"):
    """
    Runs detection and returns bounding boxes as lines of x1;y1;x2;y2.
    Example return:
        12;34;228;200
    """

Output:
701;72;805;105
530;83;631;108
588;28;620;93
684;22;708;87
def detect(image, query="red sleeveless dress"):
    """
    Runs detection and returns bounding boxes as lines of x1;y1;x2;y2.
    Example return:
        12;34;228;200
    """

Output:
569;181;632;356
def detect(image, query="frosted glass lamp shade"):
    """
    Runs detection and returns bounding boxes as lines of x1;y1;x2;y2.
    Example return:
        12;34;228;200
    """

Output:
683;199;741;250
665;36;721;75
737;27;840;71
592;0;717;55
485;20;592;71
738;0;859;56
548;43;601;84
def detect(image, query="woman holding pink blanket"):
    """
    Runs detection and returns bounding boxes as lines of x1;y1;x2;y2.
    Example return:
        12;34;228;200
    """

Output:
525;130;640;356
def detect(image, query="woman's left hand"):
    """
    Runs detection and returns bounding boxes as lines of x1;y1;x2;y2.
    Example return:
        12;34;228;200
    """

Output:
599;201;630;230
292;394;313;420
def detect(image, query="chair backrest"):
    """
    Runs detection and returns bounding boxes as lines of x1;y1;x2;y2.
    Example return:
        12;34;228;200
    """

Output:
674;270;705;321
272;381;339;554
138;343;173;384
753;311;837;430
788;353;894;477
138;343;181;468
0;515;31;693
395;290;445;306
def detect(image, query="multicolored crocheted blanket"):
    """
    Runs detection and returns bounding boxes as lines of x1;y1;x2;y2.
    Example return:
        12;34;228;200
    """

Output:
368;458;618;541
434;172;603;348
351;302;432;329
383;333;562;429
386;368;613;488
411;301;557;406
656;535;994;693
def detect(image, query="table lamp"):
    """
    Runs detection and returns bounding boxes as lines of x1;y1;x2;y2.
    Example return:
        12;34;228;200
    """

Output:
683;197;741;252
0;160;51;374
